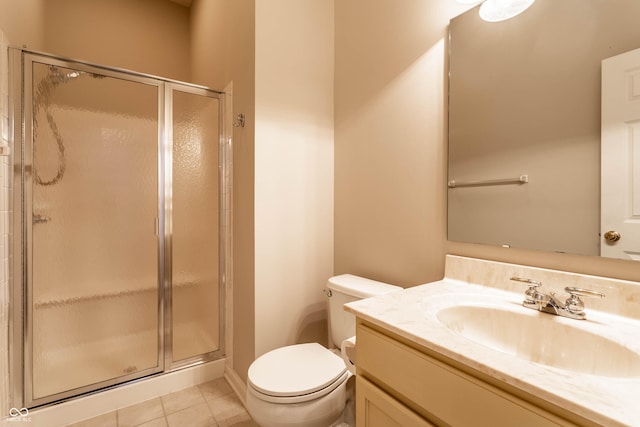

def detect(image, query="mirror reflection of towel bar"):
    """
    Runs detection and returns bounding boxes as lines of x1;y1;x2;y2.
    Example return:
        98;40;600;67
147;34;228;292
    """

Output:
448;174;528;188
33;214;51;224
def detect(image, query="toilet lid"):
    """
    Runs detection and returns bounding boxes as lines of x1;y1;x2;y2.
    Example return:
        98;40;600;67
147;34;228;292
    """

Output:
248;343;347;397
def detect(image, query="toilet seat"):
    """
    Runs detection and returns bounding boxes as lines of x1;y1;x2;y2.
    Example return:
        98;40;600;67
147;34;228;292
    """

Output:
248;343;349;404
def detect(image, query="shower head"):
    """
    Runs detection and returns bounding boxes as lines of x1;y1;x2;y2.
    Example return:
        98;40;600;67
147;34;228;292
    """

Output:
35;66;106;108
47;65;105;84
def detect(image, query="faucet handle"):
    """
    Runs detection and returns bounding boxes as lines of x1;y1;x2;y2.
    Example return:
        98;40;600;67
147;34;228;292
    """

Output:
564;287;605;299
510;277;542;287
564;287;605;316
510;277;542;304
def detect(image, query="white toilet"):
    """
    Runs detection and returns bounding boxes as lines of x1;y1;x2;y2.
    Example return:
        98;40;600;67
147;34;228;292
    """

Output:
246;274;402;427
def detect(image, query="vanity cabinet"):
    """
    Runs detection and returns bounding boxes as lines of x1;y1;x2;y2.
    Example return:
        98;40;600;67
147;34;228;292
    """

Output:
356;321;579;427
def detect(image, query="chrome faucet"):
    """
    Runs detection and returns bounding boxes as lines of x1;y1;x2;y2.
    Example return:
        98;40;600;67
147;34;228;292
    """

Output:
510;277;605;320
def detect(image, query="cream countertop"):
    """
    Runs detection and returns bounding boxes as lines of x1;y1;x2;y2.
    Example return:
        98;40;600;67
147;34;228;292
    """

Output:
345;256;640;427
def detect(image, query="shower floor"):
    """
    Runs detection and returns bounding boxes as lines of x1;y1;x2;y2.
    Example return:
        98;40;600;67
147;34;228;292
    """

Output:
33;323;218;401
172;320;219;361
34;329;158;399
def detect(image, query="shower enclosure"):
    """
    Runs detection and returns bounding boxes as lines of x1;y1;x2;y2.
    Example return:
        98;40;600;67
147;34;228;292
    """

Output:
8;49;228;408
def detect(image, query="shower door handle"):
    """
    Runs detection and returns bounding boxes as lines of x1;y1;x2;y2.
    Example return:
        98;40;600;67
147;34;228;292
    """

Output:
33;214;51;224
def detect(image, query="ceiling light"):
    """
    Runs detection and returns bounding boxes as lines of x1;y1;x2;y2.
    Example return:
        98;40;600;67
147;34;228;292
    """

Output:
455;0;536;22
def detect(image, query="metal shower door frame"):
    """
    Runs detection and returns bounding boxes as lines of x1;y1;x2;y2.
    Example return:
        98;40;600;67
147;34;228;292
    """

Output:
8;48;227;409
163;82;226;372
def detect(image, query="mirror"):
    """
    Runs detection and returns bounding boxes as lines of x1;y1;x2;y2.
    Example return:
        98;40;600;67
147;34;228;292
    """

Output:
448;0;640;260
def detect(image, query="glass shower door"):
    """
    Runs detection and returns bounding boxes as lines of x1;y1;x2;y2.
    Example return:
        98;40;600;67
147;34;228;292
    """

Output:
27;58;163;404
169;86;222;364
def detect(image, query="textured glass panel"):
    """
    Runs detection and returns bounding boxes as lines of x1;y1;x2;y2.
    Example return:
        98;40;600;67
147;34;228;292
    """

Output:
31;62;159;399
172;90;220;361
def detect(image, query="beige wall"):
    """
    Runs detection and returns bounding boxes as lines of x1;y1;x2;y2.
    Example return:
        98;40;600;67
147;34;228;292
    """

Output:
335;0;459;287
0;0;190;81
335;0;640;286
254;0;334;358
190;0;226;89
192;0;334;377
0;0;45;50
190;0;256;383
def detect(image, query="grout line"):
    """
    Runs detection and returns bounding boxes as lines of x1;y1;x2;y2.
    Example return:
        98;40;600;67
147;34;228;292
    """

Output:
159;394;167;419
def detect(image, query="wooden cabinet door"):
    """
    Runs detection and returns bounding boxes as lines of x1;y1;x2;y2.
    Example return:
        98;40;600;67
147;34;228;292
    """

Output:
356;376;435;427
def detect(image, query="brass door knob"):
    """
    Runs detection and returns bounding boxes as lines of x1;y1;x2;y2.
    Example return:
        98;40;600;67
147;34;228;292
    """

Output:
604;230;621;242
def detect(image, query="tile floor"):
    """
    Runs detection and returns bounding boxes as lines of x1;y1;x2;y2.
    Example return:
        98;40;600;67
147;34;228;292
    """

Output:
67;378;257;427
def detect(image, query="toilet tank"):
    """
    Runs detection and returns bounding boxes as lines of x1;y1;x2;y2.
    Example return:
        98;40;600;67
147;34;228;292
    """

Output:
326;274;402;347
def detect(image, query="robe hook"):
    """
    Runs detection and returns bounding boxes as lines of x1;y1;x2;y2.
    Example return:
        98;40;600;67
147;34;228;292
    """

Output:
233;113;245;128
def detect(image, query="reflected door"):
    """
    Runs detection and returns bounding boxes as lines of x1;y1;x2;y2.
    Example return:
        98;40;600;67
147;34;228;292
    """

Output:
601;48;640;261
170;86;222;364
28;59;162;403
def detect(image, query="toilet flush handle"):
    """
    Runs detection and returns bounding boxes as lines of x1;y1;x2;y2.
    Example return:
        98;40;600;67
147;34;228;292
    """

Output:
322;289;332;297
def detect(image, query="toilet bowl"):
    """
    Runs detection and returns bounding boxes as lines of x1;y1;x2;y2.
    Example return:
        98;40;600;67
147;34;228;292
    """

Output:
247;343;350;427
246;274;402;427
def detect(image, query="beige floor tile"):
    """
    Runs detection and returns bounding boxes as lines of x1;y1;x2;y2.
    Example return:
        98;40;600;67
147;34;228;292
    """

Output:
66;411;117;427
66;381;251;427
214;412;257;427
207;394;250;426
198;378;233;402
166;402;216;427
136;417;168;427
117;398;165;427
161;387;206;415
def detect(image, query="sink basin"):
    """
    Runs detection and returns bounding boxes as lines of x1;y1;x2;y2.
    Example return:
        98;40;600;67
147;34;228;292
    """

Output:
437;304;640;377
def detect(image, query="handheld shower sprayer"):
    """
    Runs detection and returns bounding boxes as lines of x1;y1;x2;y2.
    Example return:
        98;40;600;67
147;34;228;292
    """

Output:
33;65;104;186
